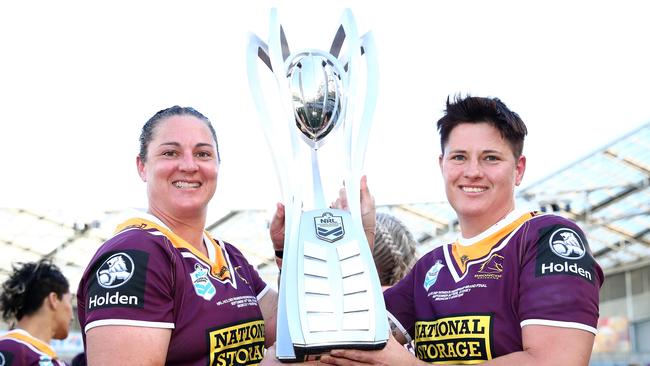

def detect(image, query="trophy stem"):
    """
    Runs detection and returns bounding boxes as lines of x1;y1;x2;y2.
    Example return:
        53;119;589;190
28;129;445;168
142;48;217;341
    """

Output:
310;149;326;209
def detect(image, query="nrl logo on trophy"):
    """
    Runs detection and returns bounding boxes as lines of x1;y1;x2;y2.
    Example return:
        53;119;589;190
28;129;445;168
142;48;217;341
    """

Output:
248;8;388;362
314;212;345;243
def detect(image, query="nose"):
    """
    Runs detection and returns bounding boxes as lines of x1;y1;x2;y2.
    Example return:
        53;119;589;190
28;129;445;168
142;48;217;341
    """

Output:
179;153;199;172
463;158;483;179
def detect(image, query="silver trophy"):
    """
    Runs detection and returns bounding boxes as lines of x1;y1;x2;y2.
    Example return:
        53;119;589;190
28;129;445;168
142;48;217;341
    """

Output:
247;9;387;361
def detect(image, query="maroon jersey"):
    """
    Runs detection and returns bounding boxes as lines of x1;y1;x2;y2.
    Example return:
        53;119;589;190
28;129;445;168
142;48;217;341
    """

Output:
384;211;603;364
0;329;67;366
77;214;269;366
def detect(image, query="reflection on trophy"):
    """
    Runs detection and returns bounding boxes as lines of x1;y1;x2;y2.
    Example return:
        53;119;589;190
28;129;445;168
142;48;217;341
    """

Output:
247;9;388;361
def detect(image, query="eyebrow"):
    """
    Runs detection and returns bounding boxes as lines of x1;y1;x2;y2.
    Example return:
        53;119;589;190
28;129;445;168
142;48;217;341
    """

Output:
446;148;504;155
158;142;214;148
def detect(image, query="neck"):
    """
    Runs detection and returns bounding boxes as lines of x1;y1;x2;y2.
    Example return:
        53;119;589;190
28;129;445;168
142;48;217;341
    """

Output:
459;206;515;238
16;315;53;344
149;208;207;254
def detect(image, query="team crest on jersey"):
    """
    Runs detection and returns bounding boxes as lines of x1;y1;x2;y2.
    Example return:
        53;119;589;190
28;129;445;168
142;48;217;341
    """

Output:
549;228;585;259
96;252;135;288
191;263;217;301
424;260;444;291
314;212;345;243
475;254;504;280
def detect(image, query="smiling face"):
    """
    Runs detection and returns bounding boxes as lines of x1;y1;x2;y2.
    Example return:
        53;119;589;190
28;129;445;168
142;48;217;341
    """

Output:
439;122;526;236
137;115;219;220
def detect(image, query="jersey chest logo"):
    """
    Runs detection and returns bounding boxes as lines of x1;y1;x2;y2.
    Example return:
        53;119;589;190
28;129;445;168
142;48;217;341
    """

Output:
474;254;504;280
191;263;217;301
38;355;54;366
424;260;445;291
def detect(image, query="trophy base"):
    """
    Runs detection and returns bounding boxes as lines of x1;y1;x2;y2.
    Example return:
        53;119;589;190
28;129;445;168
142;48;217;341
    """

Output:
278;340;387;363
276;208;389;362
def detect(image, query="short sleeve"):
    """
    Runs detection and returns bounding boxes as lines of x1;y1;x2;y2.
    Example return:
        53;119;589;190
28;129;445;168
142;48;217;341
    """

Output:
79;229;176;333
518;216;604;333
383;262;418;341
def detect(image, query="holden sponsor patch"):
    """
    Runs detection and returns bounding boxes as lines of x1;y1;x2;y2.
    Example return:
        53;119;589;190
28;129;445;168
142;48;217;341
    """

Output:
0;351;13;366
414;314;493;363
536;225;594;283
86;250;148;311
208;319;265;365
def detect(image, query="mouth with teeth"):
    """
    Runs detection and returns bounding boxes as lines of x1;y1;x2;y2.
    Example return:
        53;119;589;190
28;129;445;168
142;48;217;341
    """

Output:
173;181;201;189
461;186;487;193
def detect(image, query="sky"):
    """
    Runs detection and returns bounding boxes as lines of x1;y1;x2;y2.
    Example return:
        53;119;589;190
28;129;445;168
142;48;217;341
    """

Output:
1;1;649;221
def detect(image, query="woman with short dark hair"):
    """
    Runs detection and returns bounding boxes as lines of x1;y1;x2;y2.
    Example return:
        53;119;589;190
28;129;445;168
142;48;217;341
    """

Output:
0;260;73;366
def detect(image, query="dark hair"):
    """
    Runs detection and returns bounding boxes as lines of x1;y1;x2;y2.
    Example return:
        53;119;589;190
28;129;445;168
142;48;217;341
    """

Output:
138;106;220;163
0;260;69;321
437;95;528;158
373;213;417;286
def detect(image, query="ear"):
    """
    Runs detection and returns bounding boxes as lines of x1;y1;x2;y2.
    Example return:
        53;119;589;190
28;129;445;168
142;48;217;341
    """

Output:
514;155;526;186
46;292;59;310
438;154;444;172
136;155;147;182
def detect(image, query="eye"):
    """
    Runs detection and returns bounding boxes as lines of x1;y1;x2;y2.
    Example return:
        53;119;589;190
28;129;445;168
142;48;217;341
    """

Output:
195;151;213;159
449;154;466;161
161;150;178;157
484;155;500;162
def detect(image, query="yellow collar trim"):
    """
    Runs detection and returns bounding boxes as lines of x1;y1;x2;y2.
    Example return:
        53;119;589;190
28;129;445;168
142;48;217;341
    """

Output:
116;218;231;281
0;329;57;358
452;212;534;273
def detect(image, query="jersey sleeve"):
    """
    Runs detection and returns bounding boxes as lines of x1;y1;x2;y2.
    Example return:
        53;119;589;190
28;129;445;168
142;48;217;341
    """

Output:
79;229;176;333
224;242;270;300
518;215;604;334
383;261;418;342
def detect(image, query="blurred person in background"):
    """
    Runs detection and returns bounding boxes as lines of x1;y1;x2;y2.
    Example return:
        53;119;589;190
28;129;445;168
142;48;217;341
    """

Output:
373;212;417;288
0;259;73;366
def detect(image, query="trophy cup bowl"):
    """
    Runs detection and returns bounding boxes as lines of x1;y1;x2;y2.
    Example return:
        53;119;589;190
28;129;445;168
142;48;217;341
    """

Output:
288;52;343;147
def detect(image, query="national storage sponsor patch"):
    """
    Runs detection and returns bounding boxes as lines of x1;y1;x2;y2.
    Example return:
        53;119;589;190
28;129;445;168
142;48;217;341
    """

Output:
208;319;265;366
86;250;148;311
415;314;493;364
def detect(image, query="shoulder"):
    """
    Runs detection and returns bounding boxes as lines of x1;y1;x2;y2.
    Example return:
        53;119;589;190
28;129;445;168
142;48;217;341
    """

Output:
520;213;587;248
79;225;177;295
0;338;34;365
89;226;176;271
